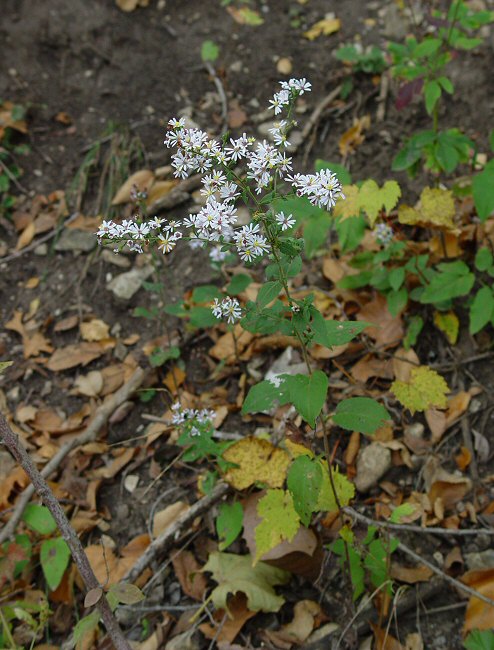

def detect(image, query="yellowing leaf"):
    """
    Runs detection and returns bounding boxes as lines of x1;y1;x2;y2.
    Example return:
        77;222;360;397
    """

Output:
391;366;449;414
317;464;355;512
304;17;341;40
254;489;300;563
433;310;459;344
223;437;290;490
333;184;360;220
358;179;401;226
202;552;290;613
398;187;457;231
227;6;264;25
285;439;314;459
115;0;149;12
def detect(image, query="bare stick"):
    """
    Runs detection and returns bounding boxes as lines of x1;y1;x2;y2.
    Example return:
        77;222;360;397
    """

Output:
294;85;342;153
0;367;147;544
0;414;132;650
204;62;229;135
123;481;229;584
344;506;494;537
376;71;389;123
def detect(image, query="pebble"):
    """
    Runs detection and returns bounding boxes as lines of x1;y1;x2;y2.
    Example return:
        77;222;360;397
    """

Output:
101;248;131;268
55;229;96;253
106;265;154;300
34;243;48;256
355;443;392;492
465;549;494;570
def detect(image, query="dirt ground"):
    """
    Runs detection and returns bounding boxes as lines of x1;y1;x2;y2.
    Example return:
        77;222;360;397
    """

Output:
1;1;494;648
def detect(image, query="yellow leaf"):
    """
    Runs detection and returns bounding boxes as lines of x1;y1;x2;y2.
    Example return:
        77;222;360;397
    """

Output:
304;17;341;40
398;187;457;232
285;439;314;459
254;490;300;563
223;437;291;490
398;204;422;226
391;366;449;414
333;184;360;220
358;179;401;227
433;310;459;344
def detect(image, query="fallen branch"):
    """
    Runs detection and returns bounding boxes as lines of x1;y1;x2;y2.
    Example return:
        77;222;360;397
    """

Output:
0;367;147;544
294;85;342;154
344;506;494;537
123;481;230;584
0;413;132;650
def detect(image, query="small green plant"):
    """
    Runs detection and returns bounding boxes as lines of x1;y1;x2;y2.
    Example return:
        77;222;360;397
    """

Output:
335;43;387;99
388;0;493;177
0;101;29;218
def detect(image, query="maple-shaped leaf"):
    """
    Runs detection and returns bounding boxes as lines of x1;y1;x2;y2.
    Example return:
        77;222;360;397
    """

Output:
358;179;401;226
398;187;457;231
254;489;300;563
202;552;290;613
222;437;291;490
317;464;355;512
333;184;360;220
391;366;449;414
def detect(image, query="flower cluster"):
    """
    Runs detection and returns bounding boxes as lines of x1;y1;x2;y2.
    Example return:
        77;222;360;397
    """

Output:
212;296;242;324
170;401;215;437
268;78;312;115
288;168;345;210
374;222;394;246
96;217;182;254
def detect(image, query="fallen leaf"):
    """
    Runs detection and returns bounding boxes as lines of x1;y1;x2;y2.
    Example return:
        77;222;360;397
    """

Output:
398;187;458;232
227;101;248;129
333;184;361;221
199;593;256;644
357;294;404;347
455;446;472;471
265;599;321;646
462;567;494;632
172;550;207;601
93;447;136;479
111;169;154;204
15;221;36;250
222;437;291;490
115;0;149;12
392;366;449;414
371;623;406;649
152;501;189;538
339;115;371;158
80;319;110;342
433;310;459;345
145;180;178;208
351;355;394;382
390;563;433;584
226;6;264;25
392;347;420;382
73;371;104;398
47;342;110;371
304;16;341;40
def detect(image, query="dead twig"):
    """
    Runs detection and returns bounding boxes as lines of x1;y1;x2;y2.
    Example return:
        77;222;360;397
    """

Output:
123;481;230;584
295;85;342;154
204;62;229;136
376;71;390;123
344;506;494;537
0;367;147;544
0;413;132;650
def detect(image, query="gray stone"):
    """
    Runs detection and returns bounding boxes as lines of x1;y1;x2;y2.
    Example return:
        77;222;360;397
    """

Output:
106;265;153;301
34;243;48;256
55;229;97;253
101;248;131;268
355;443;392;492
465;549;494;571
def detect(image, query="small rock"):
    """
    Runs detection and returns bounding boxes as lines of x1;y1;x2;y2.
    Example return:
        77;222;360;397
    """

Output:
277;57;293;75
229;60;243;73
101;248;131;268
55;229;97;253
381;3;410;40
34;243;48;256
465;549;494;570
355;443;392;492
107;265;153;300
7;386;20;402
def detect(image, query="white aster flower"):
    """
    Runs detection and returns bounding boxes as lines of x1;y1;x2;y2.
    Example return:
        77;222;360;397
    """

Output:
275;211;296;231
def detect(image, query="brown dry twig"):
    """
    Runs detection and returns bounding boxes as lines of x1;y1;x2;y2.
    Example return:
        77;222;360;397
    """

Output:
123;481;230;584
0;367;147;544
0;413;132;650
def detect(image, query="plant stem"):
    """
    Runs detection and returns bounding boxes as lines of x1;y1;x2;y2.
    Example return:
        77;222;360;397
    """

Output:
0;414;132;650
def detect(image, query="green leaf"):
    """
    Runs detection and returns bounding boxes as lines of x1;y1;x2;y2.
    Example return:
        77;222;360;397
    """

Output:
189;306;218;328
314;159;352;185
388;267;405;291
216;502;243;551
227;274;252;295
256;281;282;309
420;262;475;304
358;180;401;226
475;247;493;272
311;313;370;348
404;315;424;350
0;360;13;375
40;537;71;591
464;630;494;650
389;503;416;523
415;37;442;58
149;345;180;368
108;582;145;605
287;456;323;526
201;40;220;62
424;80;441;115
473;161;494;221
303;212;332;257
365;536;399;593
255;489;300;562
242;379;290;415
202;552;290;613
72;611;100;648
437;76;454;94
284;371;328;428
333;397;391;434
335;214;366;252
192;285;223;303
23;504;57;536
386;287;408;317
470;287;494;335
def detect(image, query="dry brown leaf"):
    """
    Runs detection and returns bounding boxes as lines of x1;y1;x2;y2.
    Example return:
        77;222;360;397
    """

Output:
163;364;186;394
227;101;248;129
0;466;30;508
392;348;419;383
339;115;371;158
462;567;494;632
371;623;406;650
73;371;104;398
25;277;39;289
0;101;28;137
15;221;36;251
54;315;79;332
93;447;136;479
265;599;321;646
344;431;360;466
111;169;154;204
171;550;207;601
405;633;424;650
276;57;293;75
357;294;403;347
145;180;178;208
351;354;394;382
390;563;433;584
115;0;149;12
5;310;53;359
80;319;110;342
152;501;189;538
209;326;254;362
199;593;256;644
455;446;472;471
83;534;150;587
47;342;110;371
